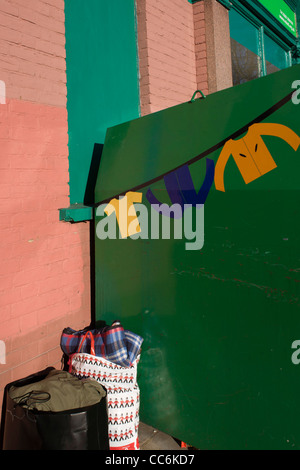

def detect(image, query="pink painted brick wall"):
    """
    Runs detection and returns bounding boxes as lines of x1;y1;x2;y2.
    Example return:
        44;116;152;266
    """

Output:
193;0;209;95
137;0;209;115
0;0;91;420
137;0;198;114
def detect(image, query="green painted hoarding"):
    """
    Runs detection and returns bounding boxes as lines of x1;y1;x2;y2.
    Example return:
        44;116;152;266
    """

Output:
258;0;297;36
63;0;140;209
94;65;300;449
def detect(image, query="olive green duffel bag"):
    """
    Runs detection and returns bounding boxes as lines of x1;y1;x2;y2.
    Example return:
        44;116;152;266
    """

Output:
1;368;109;450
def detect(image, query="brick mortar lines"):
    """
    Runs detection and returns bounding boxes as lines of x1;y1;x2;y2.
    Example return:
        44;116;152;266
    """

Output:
192;2;208;93
136;0;152;115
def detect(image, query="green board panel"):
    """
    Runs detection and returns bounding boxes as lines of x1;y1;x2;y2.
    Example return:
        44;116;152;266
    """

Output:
64;0;140;207
94;66;300;450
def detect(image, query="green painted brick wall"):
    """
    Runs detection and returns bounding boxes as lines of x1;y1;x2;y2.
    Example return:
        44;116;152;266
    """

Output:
64;0;140;207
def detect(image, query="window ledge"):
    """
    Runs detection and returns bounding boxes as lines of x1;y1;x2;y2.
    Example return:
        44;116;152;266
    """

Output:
217;0;232;9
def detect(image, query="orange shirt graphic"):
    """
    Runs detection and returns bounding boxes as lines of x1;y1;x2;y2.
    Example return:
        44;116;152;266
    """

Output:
215;123;300;192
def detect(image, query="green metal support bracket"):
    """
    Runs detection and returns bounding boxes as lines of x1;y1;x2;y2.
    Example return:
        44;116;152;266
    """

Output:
59;204;93;223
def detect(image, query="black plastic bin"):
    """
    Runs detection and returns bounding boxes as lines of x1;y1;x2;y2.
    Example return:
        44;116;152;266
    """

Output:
1;367;109;450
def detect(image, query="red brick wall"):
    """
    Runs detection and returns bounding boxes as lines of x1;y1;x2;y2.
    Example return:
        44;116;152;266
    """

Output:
0;0;91;418
193;0;209;96
137;0;209;116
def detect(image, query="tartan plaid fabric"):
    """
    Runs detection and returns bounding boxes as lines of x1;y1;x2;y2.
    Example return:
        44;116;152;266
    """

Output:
61;322;143;368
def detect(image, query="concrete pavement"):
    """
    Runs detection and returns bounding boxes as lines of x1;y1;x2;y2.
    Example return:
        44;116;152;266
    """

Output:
139;422;182;450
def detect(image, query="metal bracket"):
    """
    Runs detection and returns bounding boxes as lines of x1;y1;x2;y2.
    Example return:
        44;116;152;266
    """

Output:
59;204;93;223
190;90;206;102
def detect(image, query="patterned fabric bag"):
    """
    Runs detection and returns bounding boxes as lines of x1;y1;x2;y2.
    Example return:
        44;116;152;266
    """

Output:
61;321;143;368
68;330;141;450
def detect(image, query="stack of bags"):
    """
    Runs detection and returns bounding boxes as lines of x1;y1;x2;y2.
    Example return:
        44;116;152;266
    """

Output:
61;321;143;450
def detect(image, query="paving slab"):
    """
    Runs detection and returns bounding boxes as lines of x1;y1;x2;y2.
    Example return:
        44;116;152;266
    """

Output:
139;422;181;450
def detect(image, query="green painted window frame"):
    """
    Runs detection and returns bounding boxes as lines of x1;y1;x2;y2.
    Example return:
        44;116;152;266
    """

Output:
229;0;294;85
231;0;298;42
188;0;232;7
188;1;298;64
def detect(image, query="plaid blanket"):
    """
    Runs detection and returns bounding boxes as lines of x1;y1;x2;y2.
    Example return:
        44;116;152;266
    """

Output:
60;322;143;368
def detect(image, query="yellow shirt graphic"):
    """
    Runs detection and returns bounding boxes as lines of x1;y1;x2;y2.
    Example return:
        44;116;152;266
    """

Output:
215;123;300;192
104;191;143;239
